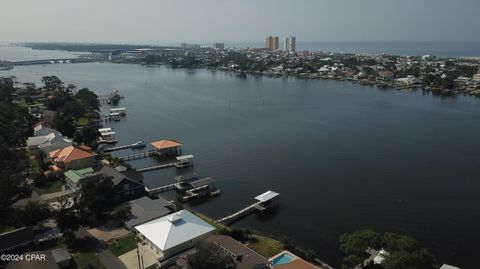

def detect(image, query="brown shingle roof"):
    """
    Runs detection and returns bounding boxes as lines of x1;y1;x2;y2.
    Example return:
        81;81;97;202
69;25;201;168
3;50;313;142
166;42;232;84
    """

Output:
205;235;270;269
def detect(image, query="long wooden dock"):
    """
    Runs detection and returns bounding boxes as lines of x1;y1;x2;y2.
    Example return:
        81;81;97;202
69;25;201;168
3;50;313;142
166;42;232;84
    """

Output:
216;190;280;226
136;162;177;172
117;150;156;161
145;183;176;195
102;142;146;153
217;202;260;225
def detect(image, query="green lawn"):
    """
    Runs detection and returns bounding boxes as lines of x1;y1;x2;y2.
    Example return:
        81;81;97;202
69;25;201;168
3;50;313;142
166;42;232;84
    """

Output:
31;180;64;194
108;233;137;256
247;235;284;258
76;117;90;126
0;227;15;234
194;212;225;230
26;150;41;174
73;252;106;269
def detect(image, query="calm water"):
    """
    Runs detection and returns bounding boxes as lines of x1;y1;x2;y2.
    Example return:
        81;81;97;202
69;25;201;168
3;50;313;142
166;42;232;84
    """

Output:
3;63;480;269
0;45;84;62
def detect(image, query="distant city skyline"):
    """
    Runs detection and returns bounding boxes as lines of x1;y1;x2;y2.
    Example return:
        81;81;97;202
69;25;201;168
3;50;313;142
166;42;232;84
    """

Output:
2;0;480;43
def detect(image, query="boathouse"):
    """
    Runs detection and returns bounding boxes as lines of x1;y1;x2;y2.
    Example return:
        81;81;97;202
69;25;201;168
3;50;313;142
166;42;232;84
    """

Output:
254;190;279;211
110;107;126;116
151;139;182;157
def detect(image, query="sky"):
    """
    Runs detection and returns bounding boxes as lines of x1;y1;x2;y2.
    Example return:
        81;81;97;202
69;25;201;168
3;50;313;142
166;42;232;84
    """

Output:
1;0;480;44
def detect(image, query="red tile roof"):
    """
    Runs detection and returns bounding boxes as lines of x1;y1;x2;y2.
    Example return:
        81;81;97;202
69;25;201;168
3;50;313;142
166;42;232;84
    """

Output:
150;139;182;150
49;146;95;163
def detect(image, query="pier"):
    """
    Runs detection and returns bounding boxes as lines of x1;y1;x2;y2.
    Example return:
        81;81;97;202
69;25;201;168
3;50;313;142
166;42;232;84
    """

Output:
136;162;177;172
117;150;156;161
98;90;123;105
145;183;176;195
101;141;146;153
145;173;220;202
217;190;279;225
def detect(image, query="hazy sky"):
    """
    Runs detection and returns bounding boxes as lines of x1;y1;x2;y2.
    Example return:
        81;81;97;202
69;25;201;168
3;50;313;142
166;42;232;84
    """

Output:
2;0;479;44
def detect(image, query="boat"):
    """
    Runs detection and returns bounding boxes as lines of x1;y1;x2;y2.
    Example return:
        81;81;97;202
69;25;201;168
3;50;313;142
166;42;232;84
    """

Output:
131;140;146;149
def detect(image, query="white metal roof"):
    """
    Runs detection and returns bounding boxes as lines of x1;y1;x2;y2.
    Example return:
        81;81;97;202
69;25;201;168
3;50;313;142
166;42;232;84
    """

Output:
176;154;194;161
135;210;214;251
110;107;126;111
101;131;116;136
440;265;461;269
254;190;279;202
98;128;112;133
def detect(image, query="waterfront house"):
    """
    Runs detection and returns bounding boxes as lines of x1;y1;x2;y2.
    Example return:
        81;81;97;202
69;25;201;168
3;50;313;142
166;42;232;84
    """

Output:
63;167;94;191
395;75;422;85
151;139;182;157
205;234;270;269
440;265;461;269
473;72;480;82
49;146;96;171
86;166;145;202
27;126;73;153
135;210;215;263
123;196;172;229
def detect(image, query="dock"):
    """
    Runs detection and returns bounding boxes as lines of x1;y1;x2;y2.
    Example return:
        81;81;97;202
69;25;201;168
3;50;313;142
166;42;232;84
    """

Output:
136;162;177;172
145;173;220;202
117;150;156;161
102;141;146;153
217;190;279;225
98;90;123;105
145;183;176;195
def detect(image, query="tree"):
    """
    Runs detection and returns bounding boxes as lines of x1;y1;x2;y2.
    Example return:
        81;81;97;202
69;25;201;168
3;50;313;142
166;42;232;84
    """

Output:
339;230;436;269
41;76;64;92
52;112;76;137
55;199;81;244
111;203;131;221
0;84;33;224
339;229;382;256
75;88;99;112
78;176;116;219
16;201;51;226
186;242;236;269
33;172;50;188
73;125;100;148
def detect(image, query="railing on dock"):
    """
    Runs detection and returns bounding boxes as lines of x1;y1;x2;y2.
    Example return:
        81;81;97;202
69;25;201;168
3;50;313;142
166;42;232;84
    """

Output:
145;183;176;195
136;162;177;172
117;150;156;161
217;202;260;225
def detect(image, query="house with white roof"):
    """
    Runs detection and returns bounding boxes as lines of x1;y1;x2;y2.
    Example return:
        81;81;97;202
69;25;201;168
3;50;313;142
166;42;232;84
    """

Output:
134;209;215;262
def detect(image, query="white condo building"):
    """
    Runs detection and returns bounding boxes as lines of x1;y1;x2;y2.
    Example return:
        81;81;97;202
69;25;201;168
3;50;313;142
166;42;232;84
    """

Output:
284;36;296;52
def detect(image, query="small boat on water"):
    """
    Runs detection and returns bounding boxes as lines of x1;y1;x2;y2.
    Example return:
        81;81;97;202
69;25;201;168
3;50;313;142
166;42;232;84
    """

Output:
131;140;146;149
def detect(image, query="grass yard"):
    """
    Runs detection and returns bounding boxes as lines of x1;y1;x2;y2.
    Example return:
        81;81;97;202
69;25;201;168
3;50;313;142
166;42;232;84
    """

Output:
76;117;90;126
247;235;284;258
108;233;137;256
194;212;225;230
73;252;107;269
31;180;64;194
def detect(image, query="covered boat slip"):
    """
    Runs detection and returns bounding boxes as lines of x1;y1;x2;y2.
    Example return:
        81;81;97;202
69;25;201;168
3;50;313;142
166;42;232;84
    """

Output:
109;107;126;115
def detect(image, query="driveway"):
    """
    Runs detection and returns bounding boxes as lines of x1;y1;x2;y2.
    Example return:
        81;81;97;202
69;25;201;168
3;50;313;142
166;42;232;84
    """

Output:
119;244;159;269
99;249;128;269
